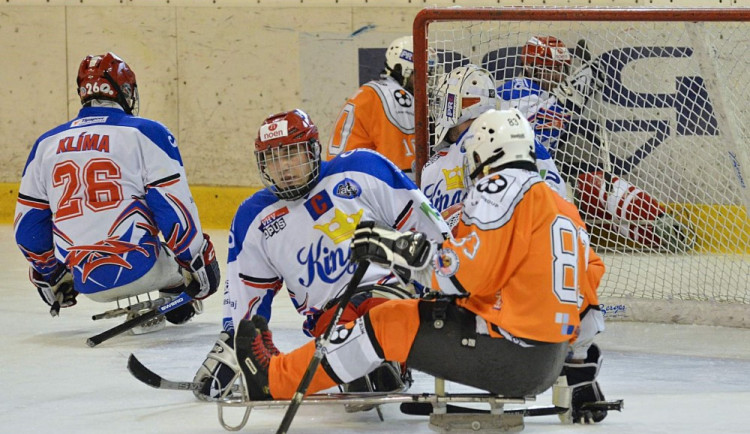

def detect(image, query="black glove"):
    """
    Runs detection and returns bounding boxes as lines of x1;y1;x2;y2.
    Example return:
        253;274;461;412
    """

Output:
350;221;436;279
182;233;220;300
193;331;240;400
159;287;202;325
30;265;78;310
564;344;607;424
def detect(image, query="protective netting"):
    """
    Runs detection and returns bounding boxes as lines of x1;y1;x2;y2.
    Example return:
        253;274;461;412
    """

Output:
415;9;749;324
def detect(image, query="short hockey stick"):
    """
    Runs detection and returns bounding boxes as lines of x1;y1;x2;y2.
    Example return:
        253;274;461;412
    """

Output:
400;399;623;417
276;261;370;434
400;402;568;417
92;293;178;321
86;291;192;347
127;353;241;393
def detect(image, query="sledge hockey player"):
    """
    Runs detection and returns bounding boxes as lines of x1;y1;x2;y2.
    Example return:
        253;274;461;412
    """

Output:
426;65;608;423
422;64;567;231
192;109;450;402
498;35;689;251
327;36;420;179
231;109;609;424
14;52;220;331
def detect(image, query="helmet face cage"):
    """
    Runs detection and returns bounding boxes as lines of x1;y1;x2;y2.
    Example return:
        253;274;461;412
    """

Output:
77;52;139;115
255;140;320;201
433;65;498;147
255;109;321;201
385;36;415;87
462;109;536;190
522;36;571;90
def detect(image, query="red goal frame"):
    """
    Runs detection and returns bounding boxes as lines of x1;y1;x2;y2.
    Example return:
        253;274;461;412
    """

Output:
411;7;750;185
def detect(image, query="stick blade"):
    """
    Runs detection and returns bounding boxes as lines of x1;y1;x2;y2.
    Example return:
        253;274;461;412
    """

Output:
127;354;163;388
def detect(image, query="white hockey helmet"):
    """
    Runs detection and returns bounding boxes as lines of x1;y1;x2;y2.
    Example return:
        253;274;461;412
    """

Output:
385;36;415;88
462;108;536;185
432;64;497;147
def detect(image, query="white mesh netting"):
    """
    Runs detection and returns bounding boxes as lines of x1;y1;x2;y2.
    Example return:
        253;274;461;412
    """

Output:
415;8;749;327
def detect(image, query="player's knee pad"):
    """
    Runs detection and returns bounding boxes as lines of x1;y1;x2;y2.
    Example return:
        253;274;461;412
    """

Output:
343;361;411;394
321;317;384;384
406;299;568;397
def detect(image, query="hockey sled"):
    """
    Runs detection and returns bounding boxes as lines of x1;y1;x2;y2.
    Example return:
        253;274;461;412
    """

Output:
127;354;623;433
216;393;532;432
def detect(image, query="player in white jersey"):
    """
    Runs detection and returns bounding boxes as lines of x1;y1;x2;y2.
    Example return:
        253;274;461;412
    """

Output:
14;52;220;328
421;64;567;233
229;109;610;424
498;36;689;252
328;36;419;179
193;109;450;402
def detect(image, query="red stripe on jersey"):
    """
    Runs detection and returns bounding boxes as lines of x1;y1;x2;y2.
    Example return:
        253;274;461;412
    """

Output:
395;208;413;230
17;197;49;210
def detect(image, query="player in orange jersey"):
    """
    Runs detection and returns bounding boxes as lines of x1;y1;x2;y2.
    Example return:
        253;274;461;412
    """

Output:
230;109;609;424
327;36;426;179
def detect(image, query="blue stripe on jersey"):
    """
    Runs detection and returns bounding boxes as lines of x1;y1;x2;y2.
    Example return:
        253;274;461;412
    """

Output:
227;189;280;263
23;106;183;174
116;112;183;165
14;208;55;268
323;149;417;191
498;78;541;101
534;139;552;161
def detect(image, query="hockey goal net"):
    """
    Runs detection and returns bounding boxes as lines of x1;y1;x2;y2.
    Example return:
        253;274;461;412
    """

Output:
413;7;749;328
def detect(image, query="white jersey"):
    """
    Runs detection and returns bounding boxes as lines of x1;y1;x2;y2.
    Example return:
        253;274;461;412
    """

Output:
497;78;571;153
224;149;449;336
15;105;205;295
421;129;567;218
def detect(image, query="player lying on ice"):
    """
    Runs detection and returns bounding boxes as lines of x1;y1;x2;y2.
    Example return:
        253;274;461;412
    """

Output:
228;109;610;424
192;109;450;407
14;52;220;331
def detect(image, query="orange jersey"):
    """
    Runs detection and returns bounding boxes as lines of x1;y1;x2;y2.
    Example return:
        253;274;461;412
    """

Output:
431;169;596;344
553;194;605;313
327;76;416;177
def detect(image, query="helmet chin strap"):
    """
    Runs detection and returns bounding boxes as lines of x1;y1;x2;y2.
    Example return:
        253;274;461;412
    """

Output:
102;71;135;115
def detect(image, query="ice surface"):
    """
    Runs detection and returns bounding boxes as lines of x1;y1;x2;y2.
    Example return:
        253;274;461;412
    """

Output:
2;227;749;433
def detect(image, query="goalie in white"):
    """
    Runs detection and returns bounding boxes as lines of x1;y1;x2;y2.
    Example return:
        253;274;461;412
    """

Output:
498;36;691;252
421;63;567;233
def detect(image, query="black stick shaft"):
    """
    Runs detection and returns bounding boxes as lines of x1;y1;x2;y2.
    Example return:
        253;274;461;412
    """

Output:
86;292;192;347
276;262;370;434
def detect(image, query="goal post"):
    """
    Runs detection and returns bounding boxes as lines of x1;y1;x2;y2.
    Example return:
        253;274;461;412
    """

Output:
413;7;750;328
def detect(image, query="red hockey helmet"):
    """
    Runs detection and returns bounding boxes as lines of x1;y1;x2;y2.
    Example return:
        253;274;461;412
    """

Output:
76;52;139;115
521;36;571;90
255;109;321;200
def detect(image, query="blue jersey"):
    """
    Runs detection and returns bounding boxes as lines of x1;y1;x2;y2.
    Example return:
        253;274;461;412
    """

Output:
497;77;571;153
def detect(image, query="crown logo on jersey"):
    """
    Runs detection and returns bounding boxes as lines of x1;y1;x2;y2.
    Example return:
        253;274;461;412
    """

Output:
442;166;464;191
313;208;364;244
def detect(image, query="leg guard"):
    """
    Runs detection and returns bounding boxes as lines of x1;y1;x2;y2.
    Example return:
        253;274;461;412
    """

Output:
193;331;242;401
562;343;607;424
406;300;568;397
